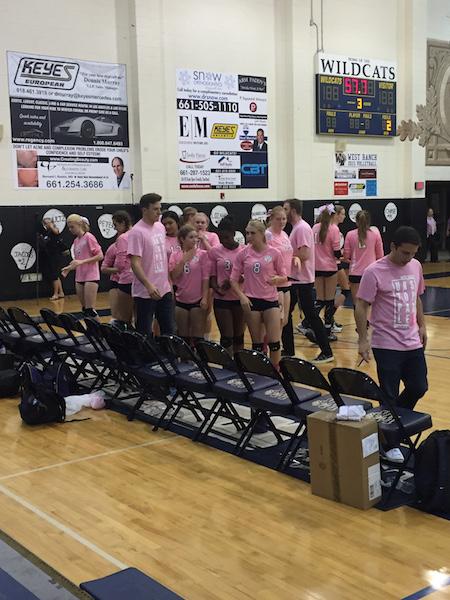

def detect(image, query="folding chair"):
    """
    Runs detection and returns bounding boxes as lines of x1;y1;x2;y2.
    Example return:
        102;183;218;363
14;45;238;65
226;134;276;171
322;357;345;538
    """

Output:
278;357;373;470
233;350;320;457
7;307;57;366
0;306;30;357
328;367;433;503
82;318;119;391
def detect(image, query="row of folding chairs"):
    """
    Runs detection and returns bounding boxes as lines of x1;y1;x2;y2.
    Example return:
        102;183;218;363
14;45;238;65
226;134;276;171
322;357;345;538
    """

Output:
0;306;433;502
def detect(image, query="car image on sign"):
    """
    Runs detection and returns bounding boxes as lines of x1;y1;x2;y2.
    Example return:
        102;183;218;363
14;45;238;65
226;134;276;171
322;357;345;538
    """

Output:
53;116;123;140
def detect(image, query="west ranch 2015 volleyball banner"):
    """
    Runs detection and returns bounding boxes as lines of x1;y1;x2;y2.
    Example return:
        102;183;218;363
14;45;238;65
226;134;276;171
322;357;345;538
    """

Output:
176;69;268;189
7;51;131;190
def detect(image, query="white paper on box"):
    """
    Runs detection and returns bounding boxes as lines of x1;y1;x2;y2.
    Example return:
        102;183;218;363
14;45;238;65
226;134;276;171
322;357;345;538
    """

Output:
361;432;379;458
368;463;382;500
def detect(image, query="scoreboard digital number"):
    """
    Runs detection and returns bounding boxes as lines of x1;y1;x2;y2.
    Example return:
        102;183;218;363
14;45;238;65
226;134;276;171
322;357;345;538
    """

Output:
315;53;397;137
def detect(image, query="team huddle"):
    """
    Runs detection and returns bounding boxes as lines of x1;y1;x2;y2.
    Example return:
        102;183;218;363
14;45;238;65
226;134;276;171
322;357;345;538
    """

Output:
58;194;423;369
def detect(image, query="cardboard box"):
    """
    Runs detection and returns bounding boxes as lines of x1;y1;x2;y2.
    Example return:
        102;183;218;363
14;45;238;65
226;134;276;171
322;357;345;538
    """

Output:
307;411;382;510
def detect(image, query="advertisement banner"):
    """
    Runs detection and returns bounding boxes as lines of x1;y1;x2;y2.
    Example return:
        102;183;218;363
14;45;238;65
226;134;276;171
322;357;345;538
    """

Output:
334;152;377;197
8;51;131;190
176;69;268;189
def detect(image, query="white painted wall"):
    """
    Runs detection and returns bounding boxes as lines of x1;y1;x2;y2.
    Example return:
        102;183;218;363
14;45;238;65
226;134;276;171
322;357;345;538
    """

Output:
0;0;442;206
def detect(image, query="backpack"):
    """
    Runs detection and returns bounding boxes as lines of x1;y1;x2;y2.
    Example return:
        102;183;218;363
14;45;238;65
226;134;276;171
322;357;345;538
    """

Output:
19;362;78;425
415;430;450;513
0;353;20;398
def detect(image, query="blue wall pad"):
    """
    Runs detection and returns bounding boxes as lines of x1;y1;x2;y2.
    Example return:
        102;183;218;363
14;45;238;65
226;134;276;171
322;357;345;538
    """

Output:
80;568;183;600
0;566;40;599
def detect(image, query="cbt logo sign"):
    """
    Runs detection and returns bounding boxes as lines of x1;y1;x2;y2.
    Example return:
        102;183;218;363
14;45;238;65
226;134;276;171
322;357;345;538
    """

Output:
11;243;36;271
240;153;268;189
14;57;80;89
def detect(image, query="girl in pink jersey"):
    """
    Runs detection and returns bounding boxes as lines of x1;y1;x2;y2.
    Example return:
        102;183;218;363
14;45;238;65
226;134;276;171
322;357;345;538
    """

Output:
161;210;181;259
266;206;298;355
312;204;341;337
331;204;351;332
209;216;245;355
231;219;287;366
194;212;220;251
169;224;210;346
112;210;133;326
101;239;120;323
344;209;384;305
62;214;103;318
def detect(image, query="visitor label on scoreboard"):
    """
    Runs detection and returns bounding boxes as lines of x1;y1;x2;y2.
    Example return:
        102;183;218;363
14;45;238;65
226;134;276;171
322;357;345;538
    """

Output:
7;51;131;190
315;53;396;137
176;69;268;189
334;152;377;197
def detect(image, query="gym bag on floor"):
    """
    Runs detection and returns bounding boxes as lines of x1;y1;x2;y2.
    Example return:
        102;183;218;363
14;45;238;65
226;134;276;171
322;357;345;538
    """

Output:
0;354;20;398
19;362;78;425
415;430;450;513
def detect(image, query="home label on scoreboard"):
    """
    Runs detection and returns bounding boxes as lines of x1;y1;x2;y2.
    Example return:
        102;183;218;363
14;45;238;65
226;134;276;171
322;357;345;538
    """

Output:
315;53;397;137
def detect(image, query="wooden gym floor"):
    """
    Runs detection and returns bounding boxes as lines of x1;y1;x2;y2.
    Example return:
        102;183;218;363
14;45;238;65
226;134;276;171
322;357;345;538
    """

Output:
0;264;449;599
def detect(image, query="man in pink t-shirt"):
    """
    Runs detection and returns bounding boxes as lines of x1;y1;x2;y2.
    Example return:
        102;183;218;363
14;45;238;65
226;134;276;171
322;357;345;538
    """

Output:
285;199;333;365
127;193;174;336
356;226;428;460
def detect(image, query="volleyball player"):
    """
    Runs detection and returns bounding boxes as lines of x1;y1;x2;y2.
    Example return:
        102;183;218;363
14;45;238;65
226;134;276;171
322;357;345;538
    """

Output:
101;236;120;323
112;210;134;326
180;206;197;226
332;204;351;331
161;210;181;258
194;212;220;251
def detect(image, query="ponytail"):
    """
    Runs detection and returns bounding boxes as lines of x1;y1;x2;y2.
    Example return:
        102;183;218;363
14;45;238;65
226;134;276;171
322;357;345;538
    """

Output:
319;211;332;244
356;210;370;246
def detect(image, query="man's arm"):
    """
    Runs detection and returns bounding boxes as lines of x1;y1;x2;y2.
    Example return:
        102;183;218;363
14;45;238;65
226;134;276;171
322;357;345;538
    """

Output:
130;255;161;300
295;245;310;263
355;298;371;362
416;296;427;349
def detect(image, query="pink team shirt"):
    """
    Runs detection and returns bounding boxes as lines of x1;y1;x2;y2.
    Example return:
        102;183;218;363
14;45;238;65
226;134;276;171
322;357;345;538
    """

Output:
114;231;133;285
209;244;243;301
313;223;341;272
165;236;181;259
102;242;119;283
357;256;425;351
127;219;171;299
73;232;101;283
266;229;293;287
344;227;384;276
198;231;220;250
230;245;287;301
289;219;315;284
169;248;209;304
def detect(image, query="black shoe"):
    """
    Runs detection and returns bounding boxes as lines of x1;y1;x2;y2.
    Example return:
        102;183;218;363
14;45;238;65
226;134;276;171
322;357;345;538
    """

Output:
312;352;334;365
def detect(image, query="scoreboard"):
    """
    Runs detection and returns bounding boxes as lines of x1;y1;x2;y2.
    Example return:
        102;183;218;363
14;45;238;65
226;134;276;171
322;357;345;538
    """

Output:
315;53;396;137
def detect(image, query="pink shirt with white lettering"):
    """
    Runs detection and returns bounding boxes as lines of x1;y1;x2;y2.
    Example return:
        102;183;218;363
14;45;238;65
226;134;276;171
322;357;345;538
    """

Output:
198;231;220;251
289;219;315;284
127;219;171;299
357;256;425;351
230;245;286;301
266;229;293;286
165;236;181;260
312;223;341;272
114;231;133;285
209;244;243;301
102;242;119;283
343;227;384;276
169;248;209;304
73;232;101;282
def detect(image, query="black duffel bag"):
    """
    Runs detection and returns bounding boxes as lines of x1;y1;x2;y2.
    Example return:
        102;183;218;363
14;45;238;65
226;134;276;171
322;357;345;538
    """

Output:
0;354;20;397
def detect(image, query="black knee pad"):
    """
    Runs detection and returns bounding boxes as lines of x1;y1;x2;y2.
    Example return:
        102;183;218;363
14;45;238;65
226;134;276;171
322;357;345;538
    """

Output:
268;341;281;352
220;336;233;349
252;343;264;352
342;288;351;299
233;334;244;346
83;307;98;318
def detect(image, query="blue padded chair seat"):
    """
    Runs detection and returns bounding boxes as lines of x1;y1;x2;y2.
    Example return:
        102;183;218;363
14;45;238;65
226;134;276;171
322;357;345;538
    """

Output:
295;393;372;417
0;567;40;599
55;335;89;348
175;366;234;394
213;373;276;402
23;331;57;344
134;363;171;383
80;567;183;600
366;407;432;446
249;383;320;414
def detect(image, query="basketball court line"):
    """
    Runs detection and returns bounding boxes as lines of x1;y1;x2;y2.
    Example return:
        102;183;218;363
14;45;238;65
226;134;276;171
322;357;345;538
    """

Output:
0;435;179;482
0;482;128;570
